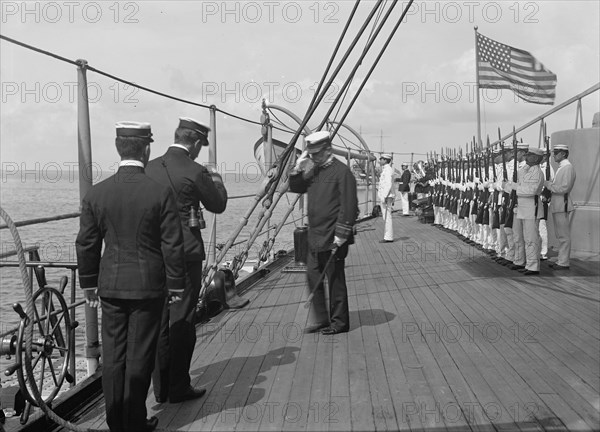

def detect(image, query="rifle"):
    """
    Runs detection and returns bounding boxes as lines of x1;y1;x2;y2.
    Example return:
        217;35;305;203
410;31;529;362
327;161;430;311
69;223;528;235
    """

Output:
499;128;510;225
540;122;552;220
477;136;491;224
491;129;501;229
472;138;481;219
504;126;518;229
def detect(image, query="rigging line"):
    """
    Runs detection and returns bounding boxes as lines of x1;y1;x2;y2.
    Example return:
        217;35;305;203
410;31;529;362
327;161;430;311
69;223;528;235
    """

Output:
85;65;260;126
329;1;389;127
0;34;78;66
306;0;362;123
333;0;416;137
267;108;300;134
0;33;267;128
266;0;386;190
317;0;398;132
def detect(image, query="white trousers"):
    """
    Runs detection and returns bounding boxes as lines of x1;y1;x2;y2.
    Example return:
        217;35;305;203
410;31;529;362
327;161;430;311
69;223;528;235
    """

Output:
382;197;394;241
400;192;410;215
552;212;572;266
539;219;548;256
511;218;526;266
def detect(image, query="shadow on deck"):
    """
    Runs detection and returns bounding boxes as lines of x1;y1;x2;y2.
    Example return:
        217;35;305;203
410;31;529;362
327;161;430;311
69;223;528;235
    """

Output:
8;213;600;432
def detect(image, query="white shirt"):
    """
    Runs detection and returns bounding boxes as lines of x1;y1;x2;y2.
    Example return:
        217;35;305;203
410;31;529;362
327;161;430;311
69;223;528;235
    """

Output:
378;164;396;201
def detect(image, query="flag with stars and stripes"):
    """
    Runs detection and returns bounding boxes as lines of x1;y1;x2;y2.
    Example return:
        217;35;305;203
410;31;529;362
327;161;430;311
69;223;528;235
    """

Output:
476;32;557;105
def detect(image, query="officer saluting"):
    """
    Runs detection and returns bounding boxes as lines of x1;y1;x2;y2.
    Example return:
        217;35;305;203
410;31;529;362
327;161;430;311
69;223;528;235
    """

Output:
76;121;186;432
146;117;227;403
289;131;358;335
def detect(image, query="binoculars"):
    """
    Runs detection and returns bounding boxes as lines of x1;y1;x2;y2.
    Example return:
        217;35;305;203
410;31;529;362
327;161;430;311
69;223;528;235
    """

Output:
188;206;206;230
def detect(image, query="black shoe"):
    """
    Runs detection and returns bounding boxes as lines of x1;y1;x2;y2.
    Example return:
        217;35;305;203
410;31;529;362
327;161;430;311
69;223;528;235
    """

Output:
155;395;167;403
303;323;329;334
549;263;570;270
169;387;207;403
523;270;540;275
143;416;158;431
509;264;525;271
379;239;394;243
321;327;348;335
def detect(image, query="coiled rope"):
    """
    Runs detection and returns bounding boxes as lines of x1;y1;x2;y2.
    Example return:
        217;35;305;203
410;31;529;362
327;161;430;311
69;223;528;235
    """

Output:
0;206;88;431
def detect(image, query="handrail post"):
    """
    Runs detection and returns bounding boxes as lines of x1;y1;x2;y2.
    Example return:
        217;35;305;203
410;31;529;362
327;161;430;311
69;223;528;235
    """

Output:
76;59;100;375
265;123;273;259
207;106;218;267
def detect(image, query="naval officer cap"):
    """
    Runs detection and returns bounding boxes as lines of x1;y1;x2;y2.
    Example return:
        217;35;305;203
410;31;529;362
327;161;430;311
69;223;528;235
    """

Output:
179;117;211;144
115;121;153;142
380;153;392;161
553;144;569;152
305;131;332;153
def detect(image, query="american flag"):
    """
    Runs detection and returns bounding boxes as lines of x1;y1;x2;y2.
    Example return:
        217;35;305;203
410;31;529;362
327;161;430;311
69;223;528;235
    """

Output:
477;33;557;105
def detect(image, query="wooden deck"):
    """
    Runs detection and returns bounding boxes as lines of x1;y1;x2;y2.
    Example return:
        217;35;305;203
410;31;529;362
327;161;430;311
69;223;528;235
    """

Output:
9;213;600;431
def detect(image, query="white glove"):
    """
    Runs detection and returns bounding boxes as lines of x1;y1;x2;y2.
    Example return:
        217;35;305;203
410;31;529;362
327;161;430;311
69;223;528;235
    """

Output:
294;150;310;170
333;236;347;247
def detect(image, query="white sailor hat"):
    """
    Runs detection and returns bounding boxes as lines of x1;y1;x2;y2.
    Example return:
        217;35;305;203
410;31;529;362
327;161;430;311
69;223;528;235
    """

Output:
380;153;392;160
115;121;153;142
526;147;544;156
401;162;409;167
553;144;569;152
178;117;210;144
305;131;331;153
516;142;529;151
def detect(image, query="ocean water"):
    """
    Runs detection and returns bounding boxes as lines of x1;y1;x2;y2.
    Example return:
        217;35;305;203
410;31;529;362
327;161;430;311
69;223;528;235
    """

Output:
0;171;307;332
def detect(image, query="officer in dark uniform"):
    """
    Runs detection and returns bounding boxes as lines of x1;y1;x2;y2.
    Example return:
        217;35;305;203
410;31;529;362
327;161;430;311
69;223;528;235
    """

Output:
289;131;358;335
76;121;186;432
146;117;227;403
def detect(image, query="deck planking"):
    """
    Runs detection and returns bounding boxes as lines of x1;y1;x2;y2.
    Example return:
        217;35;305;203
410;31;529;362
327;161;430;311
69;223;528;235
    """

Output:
7;212;599;432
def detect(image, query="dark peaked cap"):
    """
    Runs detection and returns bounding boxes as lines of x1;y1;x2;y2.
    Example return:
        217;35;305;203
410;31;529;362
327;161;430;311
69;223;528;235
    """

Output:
179;117;210;145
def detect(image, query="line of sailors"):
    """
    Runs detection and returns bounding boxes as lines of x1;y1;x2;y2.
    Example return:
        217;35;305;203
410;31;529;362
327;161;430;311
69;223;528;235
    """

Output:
422;142;574;275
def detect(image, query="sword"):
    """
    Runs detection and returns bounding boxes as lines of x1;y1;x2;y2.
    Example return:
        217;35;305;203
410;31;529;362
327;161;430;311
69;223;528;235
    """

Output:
304;246;338;308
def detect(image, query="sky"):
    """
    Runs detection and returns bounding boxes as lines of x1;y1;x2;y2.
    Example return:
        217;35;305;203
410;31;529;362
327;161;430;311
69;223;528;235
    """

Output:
1;0;599;176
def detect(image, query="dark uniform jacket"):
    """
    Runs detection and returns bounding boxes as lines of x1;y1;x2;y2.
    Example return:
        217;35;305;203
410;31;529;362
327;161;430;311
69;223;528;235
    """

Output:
146;147;228;262
397;169;411;192
289;158;358;252
76;166;186;299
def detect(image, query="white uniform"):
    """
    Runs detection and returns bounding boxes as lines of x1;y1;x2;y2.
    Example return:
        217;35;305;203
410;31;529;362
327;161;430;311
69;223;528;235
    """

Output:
507;164;545;271
378;163;396;241
546;159;576;266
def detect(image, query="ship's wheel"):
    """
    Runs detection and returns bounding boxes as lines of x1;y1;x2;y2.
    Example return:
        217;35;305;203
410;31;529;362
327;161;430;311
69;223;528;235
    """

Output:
5;280;76;424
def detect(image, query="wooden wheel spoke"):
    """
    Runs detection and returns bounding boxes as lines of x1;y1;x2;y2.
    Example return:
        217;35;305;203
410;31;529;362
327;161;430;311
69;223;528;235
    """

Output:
44;292;54;334
32;302;45;335
46;358;59;386
37;355;47;393
31;350;44;370
50;312;65;336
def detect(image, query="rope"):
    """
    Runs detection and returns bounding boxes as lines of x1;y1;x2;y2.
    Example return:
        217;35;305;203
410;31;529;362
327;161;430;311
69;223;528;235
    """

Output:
0;33;291;132
0;206;88;431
